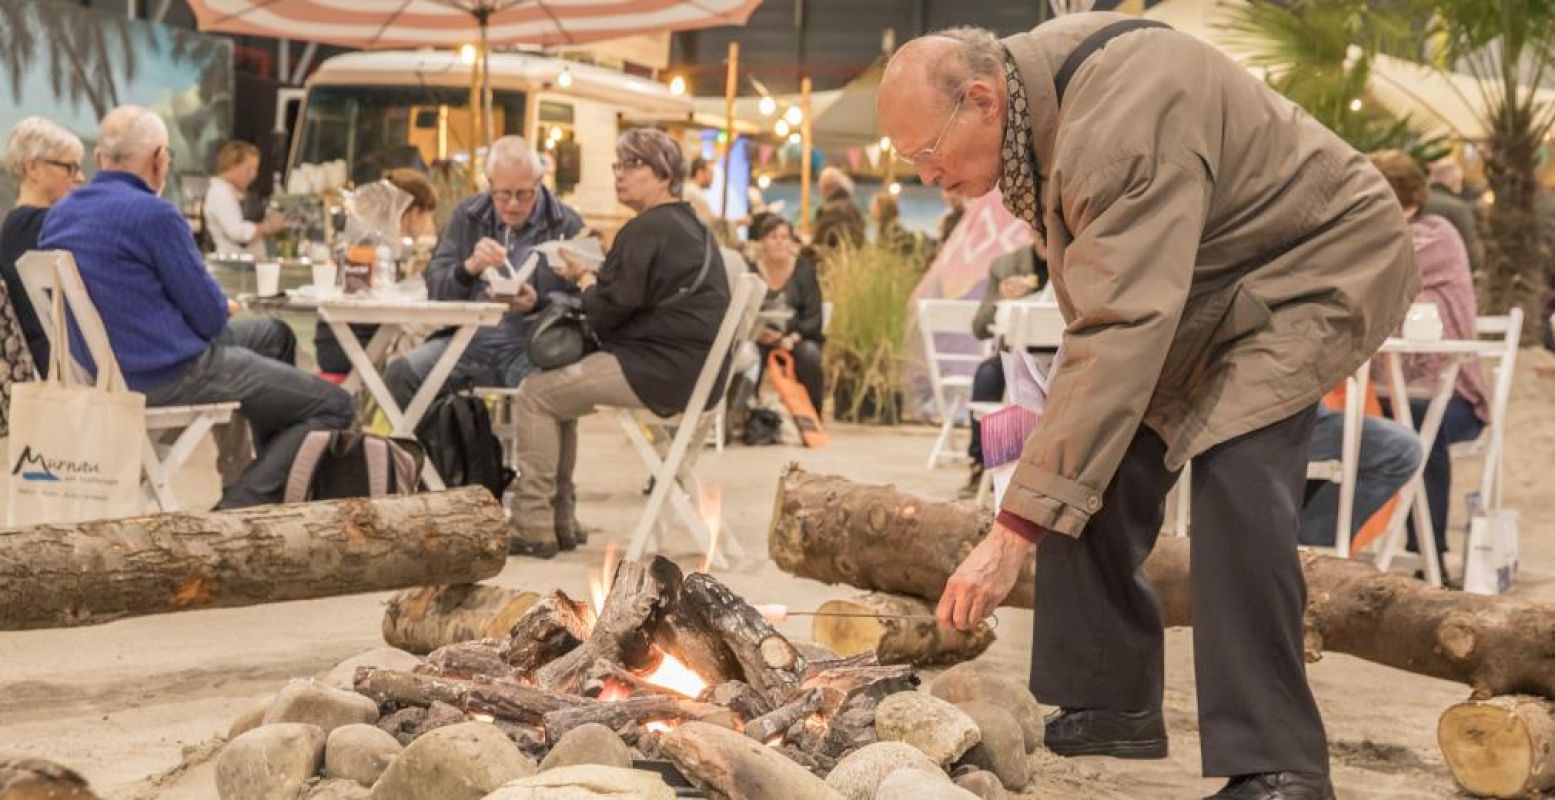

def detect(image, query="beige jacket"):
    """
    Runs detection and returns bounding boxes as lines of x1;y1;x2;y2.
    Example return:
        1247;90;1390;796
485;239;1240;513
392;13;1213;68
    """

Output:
999;14;1419;537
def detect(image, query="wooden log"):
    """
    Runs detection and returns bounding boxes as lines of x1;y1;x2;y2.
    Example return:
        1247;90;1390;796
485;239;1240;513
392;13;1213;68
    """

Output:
0;487;508;631
540;695;735;744
352;667;587;723
501;590;590;675
744;687;826;743
659;722;842;800
811;593;994;666
701;681;773;721
672;573;807;708
801;664;918;706
382;583;539;655
772;467;1555;700
1439;695;1555;798
535;558;680;694
417;639;513;680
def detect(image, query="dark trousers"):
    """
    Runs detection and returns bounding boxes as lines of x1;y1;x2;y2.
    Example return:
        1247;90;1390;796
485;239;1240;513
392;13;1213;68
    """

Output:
968;356;1005;464
758;339;825;415
146;320;354;509
1030;406;1328;777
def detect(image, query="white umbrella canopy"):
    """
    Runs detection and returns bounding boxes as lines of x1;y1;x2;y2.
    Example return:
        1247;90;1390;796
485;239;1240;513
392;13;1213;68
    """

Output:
187;0;763;49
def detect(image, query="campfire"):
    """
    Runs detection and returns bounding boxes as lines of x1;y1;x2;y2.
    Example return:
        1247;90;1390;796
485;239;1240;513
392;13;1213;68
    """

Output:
352;554;921;781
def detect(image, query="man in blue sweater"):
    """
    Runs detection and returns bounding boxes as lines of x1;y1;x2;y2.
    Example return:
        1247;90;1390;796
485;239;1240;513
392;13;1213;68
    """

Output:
383;136;584;410
39;105;353;509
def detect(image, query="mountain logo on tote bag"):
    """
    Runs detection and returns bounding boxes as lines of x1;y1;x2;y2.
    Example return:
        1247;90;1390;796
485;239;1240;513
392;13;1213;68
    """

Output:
10;446;103;482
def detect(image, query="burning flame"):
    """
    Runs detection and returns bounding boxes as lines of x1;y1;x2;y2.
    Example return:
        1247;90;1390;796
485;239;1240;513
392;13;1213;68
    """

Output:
645;721;673;733
697;482;721;573
637;652;707;698
586;542;620;624
597;678;632;703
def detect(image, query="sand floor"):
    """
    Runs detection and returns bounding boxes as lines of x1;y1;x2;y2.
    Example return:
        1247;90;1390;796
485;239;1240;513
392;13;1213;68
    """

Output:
4;350;1554;799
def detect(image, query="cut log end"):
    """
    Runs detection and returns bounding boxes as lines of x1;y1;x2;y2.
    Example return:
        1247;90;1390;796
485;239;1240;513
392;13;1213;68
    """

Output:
1439;696;1555;798
812;594;994;667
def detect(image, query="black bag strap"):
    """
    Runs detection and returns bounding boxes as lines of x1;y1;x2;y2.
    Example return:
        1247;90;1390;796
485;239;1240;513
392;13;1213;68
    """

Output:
1054;19;1171;105
660;228;716;309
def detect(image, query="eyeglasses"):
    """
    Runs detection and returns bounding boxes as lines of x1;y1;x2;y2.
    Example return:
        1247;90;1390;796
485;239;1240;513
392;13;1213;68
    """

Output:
611;157;648;173
41;159;82;177
492;186;538;205
897;90;966;167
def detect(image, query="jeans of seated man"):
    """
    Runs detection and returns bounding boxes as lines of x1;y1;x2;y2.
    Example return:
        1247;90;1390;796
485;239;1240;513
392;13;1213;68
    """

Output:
383;336;535;412
144;320;354;509
1297;406;1421;547
1385;396;1484;555
222;318;296;365
966;355;1006;466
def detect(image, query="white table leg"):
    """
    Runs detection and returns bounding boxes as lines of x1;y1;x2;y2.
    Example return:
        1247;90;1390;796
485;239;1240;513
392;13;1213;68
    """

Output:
339;325;398;395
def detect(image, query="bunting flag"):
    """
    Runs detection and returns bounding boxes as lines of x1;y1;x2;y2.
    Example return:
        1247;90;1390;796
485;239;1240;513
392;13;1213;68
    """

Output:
759;145;775;167
864;143;882;170
846;147;862;172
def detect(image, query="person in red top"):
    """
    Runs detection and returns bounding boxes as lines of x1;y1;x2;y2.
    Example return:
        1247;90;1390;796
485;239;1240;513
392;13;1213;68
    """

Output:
1368;150;1490;557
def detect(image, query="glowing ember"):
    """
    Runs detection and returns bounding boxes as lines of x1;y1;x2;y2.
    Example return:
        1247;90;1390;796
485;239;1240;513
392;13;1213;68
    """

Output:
645;720;673;734
586;541;620;625
471;713;494;723
638;652;708;698
597;678;632;703
697;482;722;573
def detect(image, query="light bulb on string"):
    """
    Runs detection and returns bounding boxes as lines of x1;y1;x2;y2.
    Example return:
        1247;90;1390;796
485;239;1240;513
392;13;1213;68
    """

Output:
784;106;803;126
758;96;777;116
775;119;791;137
669;76;687;96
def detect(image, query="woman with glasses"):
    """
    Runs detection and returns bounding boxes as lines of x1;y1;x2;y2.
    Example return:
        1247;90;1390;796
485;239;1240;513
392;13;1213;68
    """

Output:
506;128;731;558
1;116;85;374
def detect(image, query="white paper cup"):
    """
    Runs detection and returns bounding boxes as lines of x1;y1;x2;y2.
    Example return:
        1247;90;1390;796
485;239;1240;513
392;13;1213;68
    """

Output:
256;261;282;297
1403;302;1444;341
311;262;338;291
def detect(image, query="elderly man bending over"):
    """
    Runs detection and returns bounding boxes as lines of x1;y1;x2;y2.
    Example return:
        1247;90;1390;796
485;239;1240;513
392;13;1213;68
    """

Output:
383;136;584;410
40;106;352;509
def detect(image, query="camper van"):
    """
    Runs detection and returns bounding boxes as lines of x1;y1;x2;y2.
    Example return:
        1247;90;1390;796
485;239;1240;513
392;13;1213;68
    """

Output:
284;49;695;232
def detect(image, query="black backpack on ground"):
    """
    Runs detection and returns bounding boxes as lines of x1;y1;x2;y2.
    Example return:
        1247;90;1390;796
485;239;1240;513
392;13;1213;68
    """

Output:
284;431;425;503
415;385;514;501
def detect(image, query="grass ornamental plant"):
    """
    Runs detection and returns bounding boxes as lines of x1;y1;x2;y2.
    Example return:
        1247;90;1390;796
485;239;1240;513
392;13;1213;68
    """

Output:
818;241;920;424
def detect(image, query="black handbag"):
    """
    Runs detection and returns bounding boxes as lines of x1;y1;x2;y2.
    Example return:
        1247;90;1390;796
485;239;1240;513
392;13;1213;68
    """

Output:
526;295;595;370
525;228;715;370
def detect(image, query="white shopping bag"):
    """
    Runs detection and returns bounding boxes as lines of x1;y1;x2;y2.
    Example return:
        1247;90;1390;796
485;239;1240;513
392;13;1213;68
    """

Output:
1461;491;1519;595
6;253;145;526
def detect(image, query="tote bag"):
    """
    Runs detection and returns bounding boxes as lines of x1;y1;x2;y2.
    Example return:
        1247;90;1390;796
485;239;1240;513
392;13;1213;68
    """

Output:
6;254;145;525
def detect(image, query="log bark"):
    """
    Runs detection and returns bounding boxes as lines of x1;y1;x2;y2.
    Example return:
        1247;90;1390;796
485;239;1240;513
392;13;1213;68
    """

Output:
669;573;807;708
417;639;514;680
501;590;590;675
744;687;826;743
382;584;539;655
1439;695;1555;798
540;695;736;744
0;487;508;631
535;557;680;694
811;593;995;666
771;467;1555;700
352;667;587;723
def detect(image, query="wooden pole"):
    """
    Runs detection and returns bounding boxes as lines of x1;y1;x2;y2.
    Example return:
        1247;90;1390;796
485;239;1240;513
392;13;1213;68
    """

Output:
467;44;481;193
721;42;740;220
800;76;813;238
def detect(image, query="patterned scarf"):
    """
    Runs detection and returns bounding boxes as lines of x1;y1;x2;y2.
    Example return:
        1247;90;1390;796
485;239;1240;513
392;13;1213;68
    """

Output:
997;49;1042;234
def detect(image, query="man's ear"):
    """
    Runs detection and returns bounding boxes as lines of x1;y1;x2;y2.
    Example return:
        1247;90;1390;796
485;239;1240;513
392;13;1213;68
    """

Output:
966;80;1001;121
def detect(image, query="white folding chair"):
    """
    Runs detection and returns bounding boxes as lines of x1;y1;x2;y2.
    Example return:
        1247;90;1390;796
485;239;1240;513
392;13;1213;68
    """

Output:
619;272;767;565
17;251;239;512
917;299;986;468
1450;310;1522;512
1299;362;1371;557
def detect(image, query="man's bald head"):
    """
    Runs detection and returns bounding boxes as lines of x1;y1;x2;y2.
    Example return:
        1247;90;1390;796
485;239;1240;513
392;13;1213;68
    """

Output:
96;106;171;194
878;27;1008;198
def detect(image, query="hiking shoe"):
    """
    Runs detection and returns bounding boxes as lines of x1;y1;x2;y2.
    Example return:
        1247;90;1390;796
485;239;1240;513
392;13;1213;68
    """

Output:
1043;707;1168;759
1205;772;1335;800
509;537;558;559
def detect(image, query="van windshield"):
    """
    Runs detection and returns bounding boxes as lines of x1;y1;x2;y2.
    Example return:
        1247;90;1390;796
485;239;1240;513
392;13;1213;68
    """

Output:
293;84;527;185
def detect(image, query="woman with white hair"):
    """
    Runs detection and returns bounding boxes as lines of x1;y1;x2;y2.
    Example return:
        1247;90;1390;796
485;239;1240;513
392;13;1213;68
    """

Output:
1;116;84;372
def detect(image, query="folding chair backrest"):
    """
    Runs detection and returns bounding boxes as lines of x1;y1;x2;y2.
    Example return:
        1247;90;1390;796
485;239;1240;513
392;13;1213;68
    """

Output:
1474;309;1521;507
915;299;984;406
15;250;119;387
1003;302;1065;351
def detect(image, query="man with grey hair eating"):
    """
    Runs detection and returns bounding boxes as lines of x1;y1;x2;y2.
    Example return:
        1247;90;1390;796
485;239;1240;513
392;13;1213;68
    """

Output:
878;15;1418;800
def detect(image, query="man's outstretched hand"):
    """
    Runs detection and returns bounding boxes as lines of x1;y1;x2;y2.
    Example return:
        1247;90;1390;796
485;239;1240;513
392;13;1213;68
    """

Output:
936;520;1035;631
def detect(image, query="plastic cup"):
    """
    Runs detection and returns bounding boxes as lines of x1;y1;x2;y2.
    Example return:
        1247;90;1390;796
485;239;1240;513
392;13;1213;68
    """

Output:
311;262;338;291
256;261;282;297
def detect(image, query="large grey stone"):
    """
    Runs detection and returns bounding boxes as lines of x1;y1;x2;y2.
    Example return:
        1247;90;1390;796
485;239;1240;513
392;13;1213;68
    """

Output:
370;721;534;800
537;723;631;771
217;723;326;800
825;742;942;800
953;770;1009;800
324;724;402;787
320;648;423;691
304;778;372;800
954;702;1029;790
874;767;978;800
480;765;675;799
874;692;981;767
929;664;1043;751
263;679;380;734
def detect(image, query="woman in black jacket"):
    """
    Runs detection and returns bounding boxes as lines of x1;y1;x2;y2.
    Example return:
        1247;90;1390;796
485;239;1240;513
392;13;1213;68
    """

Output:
506;128;730;558
749;215;825;413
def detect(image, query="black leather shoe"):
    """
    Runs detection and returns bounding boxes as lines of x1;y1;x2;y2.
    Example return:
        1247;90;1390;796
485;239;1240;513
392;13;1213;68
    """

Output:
1205;772;1335;800
1043;707;1168;759
509;537;558;559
